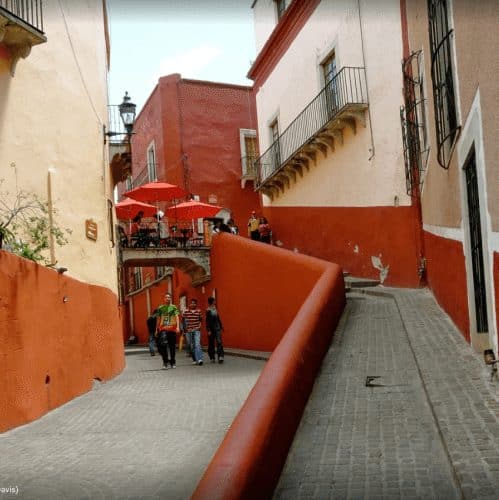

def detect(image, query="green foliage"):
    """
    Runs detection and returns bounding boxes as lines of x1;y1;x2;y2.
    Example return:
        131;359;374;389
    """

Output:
0;179;71;264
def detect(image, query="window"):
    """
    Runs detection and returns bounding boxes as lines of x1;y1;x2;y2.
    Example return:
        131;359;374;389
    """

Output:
239;129;258;187
107;199;115;246
322;52;338;116
400;49;430;194
147;142;157;181
275;0;286;21
133;267;142;290
270;119;281;170
428;0;459;169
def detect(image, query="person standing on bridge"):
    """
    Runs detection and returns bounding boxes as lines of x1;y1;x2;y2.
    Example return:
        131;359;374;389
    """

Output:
156;292;180;369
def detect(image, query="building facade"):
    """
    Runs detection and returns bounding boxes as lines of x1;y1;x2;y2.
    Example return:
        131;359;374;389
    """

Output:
402;0;499;353
250;0;421;287
0;0;118;293
250;0;498;352
117;74;260;341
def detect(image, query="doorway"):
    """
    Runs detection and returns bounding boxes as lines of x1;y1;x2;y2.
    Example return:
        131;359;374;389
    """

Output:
464;145;488;333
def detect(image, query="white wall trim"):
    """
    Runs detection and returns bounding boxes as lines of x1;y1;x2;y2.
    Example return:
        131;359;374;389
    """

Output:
456;87;497;354
423;223;463;242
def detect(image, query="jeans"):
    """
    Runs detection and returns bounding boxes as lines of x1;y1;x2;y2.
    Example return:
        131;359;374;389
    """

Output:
148;333;155;355
189;330;203;363
185;331;195;361
208;329;224;360
157;330;176;367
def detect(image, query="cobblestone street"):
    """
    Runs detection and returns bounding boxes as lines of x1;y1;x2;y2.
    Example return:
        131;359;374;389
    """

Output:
0;352;264;500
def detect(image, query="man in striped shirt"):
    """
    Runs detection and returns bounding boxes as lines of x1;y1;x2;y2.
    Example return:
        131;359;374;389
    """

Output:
183;298;204;366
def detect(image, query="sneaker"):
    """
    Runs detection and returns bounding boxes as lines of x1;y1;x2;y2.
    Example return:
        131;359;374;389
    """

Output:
210;359;216;363
172;365;176;369
218;357;224;364
150;352;155;357
198;360;203;366
192;361;197;365
164;365;169;370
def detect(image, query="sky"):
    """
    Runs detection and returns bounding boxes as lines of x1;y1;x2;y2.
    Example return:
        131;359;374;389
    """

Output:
107;0;257;114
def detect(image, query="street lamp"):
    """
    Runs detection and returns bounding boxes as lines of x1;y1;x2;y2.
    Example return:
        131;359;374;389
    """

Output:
104;91;137;143
118;91;136;135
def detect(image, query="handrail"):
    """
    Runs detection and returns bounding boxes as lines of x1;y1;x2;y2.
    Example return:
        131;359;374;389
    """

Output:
255;66;367;187
0;0;44;33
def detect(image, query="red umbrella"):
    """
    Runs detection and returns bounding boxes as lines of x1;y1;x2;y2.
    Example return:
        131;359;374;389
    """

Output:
124;181;187;203
115;198;157;220
164;200;222;220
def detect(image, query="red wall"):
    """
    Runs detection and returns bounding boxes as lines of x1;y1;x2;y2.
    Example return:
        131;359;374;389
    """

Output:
0;251;125;432
263;205;421;287
129;74;260;231
208;233;328;350
193;234;345;498
423;230;470;341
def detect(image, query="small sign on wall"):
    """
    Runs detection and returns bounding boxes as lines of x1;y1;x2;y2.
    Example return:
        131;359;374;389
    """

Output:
85;219;98;241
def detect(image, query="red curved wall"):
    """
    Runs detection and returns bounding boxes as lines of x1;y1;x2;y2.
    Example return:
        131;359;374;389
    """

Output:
0;251;125;432
263;205;421;287
423;230;470;341
208;233;328;351
193;235;345;498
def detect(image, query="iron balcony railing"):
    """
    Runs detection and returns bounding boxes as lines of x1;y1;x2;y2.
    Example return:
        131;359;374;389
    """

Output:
0;0;44;33
130;163;158;189
255;66;367;187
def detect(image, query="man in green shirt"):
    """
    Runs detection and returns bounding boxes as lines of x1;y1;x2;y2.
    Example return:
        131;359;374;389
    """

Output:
156;292;180;369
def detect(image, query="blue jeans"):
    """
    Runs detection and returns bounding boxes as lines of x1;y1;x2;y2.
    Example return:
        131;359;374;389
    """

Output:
189;330;203;363
148;333;155;355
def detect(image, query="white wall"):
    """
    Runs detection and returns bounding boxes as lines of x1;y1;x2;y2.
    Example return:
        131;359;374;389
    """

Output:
254;0;409;208
0;0;117;292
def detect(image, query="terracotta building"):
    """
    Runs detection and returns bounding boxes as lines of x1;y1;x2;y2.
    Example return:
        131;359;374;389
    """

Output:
117;74;260;342
402;0;499;353
249;0;498;353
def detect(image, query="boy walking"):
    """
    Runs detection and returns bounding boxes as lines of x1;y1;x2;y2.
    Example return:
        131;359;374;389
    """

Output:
182;298;204;366
156;292;180;369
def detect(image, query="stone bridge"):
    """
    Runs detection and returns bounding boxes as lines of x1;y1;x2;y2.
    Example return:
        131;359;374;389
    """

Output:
120;247;211;286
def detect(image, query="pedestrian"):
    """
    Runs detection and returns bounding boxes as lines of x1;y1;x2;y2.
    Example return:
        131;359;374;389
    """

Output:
258;217;272;243
156;292;180;369
247;211;260;240
206;296;224;363
146;308;158;356
183;298;204;366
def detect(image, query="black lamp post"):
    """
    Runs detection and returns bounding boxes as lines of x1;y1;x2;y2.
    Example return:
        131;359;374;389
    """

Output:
104;91;136;143
119;91;136;135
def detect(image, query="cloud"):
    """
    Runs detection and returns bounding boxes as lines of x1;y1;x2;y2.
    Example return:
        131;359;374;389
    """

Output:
156;45;222;80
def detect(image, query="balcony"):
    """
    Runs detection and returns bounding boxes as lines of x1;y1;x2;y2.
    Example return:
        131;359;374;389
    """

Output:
240;155;258;188
255;67;368;199
0;0;46;75
108;104;132;185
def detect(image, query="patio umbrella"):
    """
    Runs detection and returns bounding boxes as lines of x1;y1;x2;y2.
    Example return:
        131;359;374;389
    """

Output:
124;181;187;203
115;198;157;220
164;200;222;220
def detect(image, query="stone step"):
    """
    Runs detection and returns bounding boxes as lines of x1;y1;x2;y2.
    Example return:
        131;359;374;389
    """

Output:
344;275;380;291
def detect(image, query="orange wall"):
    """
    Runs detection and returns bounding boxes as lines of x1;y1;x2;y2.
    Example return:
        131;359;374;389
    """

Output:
423;230;470;341
263;205;421;287
193;237;345;498
208;233;329;350
0;251;125;432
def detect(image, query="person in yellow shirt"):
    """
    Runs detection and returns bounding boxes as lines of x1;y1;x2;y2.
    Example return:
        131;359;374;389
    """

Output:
247;211;260;241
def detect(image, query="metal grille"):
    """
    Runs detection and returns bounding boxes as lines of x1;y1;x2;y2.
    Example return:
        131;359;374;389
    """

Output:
428;0;459;169
400;50;430;195
107;105;129;145
464;147;488;333
255;66;367;187
0;0;44;33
